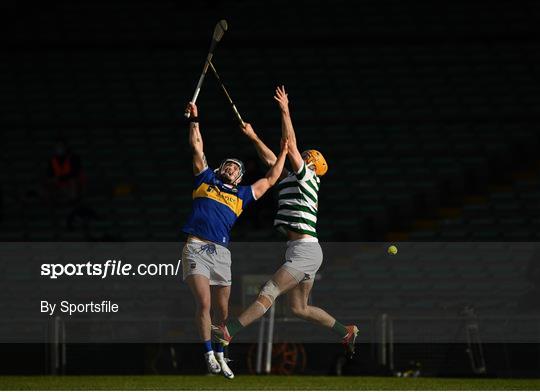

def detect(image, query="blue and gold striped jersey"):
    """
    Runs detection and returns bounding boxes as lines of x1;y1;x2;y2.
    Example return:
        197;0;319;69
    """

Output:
182;167;255;245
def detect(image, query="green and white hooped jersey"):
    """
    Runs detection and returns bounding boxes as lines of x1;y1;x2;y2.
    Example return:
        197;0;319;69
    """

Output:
274;162;320;237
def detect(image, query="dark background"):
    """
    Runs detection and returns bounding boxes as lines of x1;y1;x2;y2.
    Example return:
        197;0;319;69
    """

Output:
1;0;540;378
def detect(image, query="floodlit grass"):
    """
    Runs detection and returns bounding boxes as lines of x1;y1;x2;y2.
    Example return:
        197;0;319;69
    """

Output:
1;375;539;390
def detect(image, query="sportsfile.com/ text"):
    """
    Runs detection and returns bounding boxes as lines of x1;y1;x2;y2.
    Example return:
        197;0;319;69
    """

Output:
40;259;182;279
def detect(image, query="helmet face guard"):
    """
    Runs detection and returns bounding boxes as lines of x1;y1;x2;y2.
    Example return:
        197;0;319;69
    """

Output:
217;158;245;185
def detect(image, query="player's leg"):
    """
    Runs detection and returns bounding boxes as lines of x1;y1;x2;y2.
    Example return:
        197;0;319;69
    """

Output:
182;240;225;342
211;285;234;379
186;275;212;341
185;274;221;374
287;280;335;327
287;279;359;357
212;266;299;345
285;239;359;357
211;284;230;328
240;267;299;325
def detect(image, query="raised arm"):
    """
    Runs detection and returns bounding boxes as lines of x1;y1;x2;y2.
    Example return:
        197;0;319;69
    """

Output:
186;102;207;175
274;85;304;173
251;138;289;200
240;123;278;168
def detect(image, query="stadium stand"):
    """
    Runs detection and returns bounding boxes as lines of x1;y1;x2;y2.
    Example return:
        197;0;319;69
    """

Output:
2;1;540;243
2;0;540;319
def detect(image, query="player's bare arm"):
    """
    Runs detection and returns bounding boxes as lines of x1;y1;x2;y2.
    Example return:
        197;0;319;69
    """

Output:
240;123;278;167
241;122;288;180
274;85;303;172
186;102;207;174
251;138;289;200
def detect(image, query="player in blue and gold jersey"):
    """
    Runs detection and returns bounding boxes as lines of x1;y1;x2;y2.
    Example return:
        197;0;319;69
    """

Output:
182;102;288;378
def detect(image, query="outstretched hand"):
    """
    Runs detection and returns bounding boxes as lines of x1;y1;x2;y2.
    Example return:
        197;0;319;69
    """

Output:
274;85;289;112
239;122;257;140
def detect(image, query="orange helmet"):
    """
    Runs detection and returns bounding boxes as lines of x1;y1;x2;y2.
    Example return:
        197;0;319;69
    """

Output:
301;150;328;176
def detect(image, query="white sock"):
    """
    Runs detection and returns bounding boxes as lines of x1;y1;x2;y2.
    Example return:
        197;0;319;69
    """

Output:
215;351;224;360
204;350;215;358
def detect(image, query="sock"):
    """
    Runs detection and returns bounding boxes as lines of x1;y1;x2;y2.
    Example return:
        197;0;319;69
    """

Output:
226;319;244;337
332;320;348;338
214;342;224;354
203;339;213;354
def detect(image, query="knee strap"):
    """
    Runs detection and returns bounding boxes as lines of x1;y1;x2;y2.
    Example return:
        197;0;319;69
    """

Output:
259;280;280;304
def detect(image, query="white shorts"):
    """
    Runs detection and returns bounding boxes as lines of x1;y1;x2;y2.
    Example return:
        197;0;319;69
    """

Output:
182;239;232;286
281;238;323;283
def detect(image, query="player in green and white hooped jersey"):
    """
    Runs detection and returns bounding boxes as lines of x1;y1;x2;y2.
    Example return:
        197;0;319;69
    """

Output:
212;86;359;358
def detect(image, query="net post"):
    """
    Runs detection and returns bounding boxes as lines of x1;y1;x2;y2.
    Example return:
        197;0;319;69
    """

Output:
388;315;394;372
380;313;388;367
264;305;276;374
256;317;265;374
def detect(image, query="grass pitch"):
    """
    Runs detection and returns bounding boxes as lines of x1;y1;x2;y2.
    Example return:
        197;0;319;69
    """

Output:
1;375;539;390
